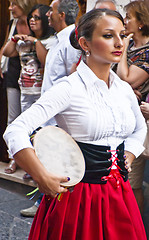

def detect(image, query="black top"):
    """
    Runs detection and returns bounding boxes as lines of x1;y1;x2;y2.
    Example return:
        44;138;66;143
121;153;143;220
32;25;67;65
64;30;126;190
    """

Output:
5;20;21;89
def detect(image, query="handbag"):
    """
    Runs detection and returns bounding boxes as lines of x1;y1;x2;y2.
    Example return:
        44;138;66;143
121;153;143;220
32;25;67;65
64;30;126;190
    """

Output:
1;19;17;73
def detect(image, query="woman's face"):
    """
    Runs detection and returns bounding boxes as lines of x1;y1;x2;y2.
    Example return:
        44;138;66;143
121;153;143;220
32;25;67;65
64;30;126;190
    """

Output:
124;10;140;35
29;9;42;35
9;1;24;18
85;15;125;65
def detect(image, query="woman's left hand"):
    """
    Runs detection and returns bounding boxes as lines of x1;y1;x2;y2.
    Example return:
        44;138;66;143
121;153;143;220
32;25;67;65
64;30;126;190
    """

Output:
123;151;135;172
140;101;149;120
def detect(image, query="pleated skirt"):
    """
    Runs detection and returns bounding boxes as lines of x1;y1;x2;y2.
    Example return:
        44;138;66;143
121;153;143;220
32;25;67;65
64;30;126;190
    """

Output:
28;175;147;240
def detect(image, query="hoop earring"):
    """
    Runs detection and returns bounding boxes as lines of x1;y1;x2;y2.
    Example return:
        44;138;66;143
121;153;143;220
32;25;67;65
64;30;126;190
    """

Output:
86;50;90;57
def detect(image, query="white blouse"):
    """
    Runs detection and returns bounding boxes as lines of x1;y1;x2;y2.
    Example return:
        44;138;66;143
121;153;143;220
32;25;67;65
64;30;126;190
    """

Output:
4;61;146;158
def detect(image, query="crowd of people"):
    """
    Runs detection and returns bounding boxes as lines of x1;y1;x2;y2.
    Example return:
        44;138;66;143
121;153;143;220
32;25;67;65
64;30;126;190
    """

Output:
0;0;149;239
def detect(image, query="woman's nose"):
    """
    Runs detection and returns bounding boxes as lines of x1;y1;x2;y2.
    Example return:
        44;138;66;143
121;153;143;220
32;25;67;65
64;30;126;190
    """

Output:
114;37;123;48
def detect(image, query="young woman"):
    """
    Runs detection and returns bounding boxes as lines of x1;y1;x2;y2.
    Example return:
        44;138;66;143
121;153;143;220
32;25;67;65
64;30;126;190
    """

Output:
3;9;147;240
116;0;149;214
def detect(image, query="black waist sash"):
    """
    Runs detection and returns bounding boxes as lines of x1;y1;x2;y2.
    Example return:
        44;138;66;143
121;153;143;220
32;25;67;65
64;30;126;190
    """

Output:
76;141;128;184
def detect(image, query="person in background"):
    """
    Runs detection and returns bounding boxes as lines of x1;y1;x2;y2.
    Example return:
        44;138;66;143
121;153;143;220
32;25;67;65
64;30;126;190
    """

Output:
41;0;80;94
3;9;147;240
0;0;38;174
116;0;149;215
94;0;116;11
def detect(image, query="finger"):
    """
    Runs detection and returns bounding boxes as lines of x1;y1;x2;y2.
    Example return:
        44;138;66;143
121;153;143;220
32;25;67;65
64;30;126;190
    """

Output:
60;176;70;183
128;166;132;172
127;33;134;39
59;186;68;193
124;160;131;169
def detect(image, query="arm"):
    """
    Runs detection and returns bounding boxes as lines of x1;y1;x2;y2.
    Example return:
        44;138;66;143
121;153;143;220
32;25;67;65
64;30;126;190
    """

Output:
3;34;21;57
3;81;71;197
0;25;9;78
117;34;149;89
124;86;147;157
23;35;48;66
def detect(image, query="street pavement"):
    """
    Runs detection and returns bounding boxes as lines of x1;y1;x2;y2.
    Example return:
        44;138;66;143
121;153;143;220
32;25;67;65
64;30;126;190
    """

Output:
0;179;37;240
0;161;149;240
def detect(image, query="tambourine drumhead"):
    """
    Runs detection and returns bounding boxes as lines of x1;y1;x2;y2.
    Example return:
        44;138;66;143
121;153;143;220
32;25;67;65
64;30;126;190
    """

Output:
33;126;85;187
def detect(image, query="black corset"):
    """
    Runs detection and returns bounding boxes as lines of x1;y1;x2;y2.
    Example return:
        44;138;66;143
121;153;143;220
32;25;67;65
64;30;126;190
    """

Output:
76;141;128;184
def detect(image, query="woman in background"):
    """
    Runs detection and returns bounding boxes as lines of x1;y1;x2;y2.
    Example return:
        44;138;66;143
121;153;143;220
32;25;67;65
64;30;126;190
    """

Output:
116;0;149;214
0;0;38;174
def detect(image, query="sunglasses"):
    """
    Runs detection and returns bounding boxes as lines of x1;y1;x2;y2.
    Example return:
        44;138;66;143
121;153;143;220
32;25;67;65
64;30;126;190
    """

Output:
29;15;41;21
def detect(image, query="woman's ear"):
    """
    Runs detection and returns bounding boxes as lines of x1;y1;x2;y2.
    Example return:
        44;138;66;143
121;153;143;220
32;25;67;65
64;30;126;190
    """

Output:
78;37;90;52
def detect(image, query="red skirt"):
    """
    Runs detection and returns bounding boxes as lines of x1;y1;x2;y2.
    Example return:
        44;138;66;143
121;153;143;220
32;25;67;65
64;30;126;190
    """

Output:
29;174;147;240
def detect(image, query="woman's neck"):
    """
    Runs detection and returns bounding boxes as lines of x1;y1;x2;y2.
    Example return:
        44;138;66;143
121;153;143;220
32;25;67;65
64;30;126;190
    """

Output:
34;30;43;39
132;33;149;48
86;58;111;87
16;15;30;35
17;15;27;25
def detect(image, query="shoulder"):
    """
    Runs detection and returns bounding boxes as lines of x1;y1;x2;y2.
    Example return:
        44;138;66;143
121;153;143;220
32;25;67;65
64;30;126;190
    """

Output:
55;71;80;87
111;69;134;92
41;36;57;50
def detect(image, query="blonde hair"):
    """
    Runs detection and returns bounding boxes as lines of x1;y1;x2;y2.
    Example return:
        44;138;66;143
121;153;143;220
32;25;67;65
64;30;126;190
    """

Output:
12;0;39;15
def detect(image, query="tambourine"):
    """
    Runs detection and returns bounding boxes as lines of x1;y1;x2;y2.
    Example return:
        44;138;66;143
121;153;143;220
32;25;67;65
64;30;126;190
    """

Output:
33;126;85;187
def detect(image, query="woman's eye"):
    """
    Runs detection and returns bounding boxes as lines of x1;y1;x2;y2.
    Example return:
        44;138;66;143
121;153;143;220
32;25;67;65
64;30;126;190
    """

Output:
120;34;127;39
103;34;113;39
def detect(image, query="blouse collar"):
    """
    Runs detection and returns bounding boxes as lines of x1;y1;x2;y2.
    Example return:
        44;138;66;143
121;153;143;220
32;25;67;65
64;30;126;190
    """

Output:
77;60;119;89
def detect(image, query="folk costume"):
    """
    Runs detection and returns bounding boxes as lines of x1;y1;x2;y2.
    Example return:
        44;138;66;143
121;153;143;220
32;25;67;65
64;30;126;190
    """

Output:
4;61;147;240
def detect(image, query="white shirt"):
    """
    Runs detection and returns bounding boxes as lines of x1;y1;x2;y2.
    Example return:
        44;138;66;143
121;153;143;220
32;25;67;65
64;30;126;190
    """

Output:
3;61;146;158
41;24;81;94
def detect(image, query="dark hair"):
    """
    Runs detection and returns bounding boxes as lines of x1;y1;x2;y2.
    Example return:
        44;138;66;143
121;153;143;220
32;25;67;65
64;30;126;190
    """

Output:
27;4;55;39
125;0;149;36
58;0;79;26
70;8;124;53
79;0;86;4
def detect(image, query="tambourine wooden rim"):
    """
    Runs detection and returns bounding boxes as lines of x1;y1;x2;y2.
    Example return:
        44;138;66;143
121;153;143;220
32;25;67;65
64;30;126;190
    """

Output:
33;126;85;187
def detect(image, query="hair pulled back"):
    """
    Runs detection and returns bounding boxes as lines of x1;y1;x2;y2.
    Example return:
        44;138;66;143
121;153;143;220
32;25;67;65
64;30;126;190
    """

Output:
125;0;149;36
70;8;124;54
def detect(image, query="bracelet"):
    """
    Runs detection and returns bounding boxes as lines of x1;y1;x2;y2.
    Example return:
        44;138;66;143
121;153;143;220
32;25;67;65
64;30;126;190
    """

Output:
11;37;18;43
33;39;38;45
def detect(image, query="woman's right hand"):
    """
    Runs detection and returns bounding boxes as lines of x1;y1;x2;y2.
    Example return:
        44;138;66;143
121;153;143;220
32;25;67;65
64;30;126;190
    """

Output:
37;171;69;198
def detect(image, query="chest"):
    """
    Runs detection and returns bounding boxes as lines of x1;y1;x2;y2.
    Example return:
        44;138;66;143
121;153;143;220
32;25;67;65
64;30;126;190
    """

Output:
16;23;30;35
